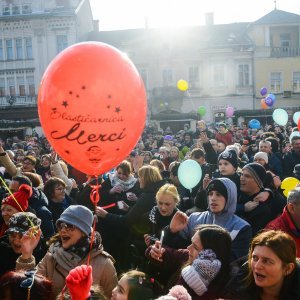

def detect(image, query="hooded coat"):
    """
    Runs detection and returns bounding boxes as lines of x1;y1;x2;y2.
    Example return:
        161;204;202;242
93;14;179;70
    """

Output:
165;178;252;261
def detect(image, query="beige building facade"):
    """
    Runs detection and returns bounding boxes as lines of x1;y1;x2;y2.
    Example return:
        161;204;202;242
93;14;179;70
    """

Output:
0;0;94;136
92;9;300;131
0;4;299;135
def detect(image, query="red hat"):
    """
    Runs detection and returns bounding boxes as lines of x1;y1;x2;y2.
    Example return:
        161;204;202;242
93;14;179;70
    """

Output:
2;184;32;212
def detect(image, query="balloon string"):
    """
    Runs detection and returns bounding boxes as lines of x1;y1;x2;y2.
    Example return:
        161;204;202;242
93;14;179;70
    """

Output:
87;217;96;266
0;177;36;232
60;285;67;300
86;175;101;266
101;203;116;209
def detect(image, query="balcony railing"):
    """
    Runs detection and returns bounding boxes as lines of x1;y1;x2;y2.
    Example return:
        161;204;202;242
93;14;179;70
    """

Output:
0;96;37;107
271;47;300;57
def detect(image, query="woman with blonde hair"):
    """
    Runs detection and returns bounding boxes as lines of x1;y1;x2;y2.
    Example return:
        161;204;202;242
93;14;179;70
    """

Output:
170;146;181;162
144;183;180;247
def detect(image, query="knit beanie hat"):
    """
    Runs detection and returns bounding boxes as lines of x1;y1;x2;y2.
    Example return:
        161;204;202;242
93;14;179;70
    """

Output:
2;184;32;212
218;122;227;129
6;212;41;235
242;162;266;190
218;149;238;169
56;205;93;236
168;285;192;300
254;152;268;164
181;249;221;296
207;179;228;200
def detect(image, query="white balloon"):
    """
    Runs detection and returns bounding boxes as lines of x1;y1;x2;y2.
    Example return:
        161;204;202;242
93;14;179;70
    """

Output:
293;111;300;124
178;159;202;190
272;108;288;126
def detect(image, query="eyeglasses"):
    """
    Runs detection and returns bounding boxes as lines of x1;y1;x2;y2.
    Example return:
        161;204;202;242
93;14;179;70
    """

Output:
57;222;76;232
20;269;37;300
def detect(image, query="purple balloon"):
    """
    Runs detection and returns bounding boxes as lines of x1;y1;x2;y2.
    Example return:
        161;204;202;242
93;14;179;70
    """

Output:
265;97;274;107
260;87;268;96
164;135;173;141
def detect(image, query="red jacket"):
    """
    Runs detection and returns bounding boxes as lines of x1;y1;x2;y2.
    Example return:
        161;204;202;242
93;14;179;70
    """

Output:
215;131;234;146
265;206;300;257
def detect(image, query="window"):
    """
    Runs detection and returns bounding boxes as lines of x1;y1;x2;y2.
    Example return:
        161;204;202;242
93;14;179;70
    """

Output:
238;64;250;86
5;39;13;60
56;35;68;53
17;77;25;96
16;39;23;59
293;72;300;93
2;6;10;16
280;33;290;48
12;5;20;15
0;41;3;60
162;68;173;86
0;78;5;96
7;78;15;96
270;72;282;93
188;66;199;88
213;65;225;87
22;4;32;14
138;68;148;89
27;76;35;96
25;38;33;59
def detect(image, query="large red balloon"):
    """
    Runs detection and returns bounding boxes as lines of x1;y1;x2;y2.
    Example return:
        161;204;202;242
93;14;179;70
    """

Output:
38;42;147;175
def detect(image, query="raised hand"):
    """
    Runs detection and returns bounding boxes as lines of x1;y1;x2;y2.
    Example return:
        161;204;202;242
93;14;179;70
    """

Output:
170;211;189;233
149;240;165;262
20;227;42;259
203;174;211;190
110;184;123;194
66;265;93;300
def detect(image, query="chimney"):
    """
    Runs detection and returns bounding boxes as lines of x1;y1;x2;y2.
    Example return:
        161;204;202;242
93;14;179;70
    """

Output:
93;20;99;32
144;16;149;29
205;12;214;26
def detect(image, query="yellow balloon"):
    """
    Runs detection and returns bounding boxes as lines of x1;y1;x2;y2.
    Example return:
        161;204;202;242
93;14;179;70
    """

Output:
281;177;299;190
177;79;188;91
283;189;289;197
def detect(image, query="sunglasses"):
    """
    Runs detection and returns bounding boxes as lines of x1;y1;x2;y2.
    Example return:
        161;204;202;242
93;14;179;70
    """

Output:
20;269;37;300
57;222;76;232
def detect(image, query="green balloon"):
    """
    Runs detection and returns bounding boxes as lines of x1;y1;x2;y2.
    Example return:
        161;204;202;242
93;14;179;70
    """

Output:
198;106;206;116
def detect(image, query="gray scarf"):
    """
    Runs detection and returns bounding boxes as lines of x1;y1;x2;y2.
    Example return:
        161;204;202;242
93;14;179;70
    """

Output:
110;173;137;191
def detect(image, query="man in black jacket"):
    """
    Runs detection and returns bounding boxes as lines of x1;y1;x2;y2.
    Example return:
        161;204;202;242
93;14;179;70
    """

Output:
283;135;300;177
9;175;55;240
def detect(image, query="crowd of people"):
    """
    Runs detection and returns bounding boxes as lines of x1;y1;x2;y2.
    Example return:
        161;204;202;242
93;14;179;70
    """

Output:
0;118;300;299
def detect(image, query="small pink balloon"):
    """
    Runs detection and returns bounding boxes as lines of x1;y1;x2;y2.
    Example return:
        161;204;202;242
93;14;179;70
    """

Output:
226;106;234;117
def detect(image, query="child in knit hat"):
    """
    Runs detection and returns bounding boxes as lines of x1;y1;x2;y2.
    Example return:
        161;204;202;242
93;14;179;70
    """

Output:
0;184;32;237
202;149;241;196
254;152;282;189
